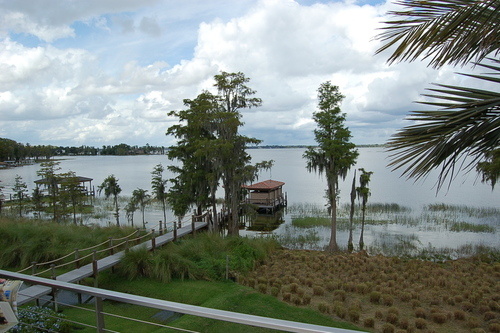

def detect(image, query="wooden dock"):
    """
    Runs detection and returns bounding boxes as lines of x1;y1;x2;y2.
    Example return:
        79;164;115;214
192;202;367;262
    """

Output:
17;221;208;305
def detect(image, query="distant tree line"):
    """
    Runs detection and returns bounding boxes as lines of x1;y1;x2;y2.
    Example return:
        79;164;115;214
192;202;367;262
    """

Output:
0;138;166;161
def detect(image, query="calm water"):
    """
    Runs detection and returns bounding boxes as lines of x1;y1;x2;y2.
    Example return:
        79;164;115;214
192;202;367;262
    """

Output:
1;148;498;253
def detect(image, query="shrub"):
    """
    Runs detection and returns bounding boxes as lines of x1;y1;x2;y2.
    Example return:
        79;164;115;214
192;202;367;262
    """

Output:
11;306;71;333
375;310;384;319
399;292;412;302
282;292;291;302
270;286;280;297
462;301;475;312
489;323;500;333
348;309;360;322
289;283;299;293
303;294;312;305
312;285;325;296
382;294;394;306
333;289;346;302
414;318;427;329
363;317;375;328
484;311;496;321
291;295;302;306
415;307;426;319
467;316;481;329
454;310;467;320
356;283;369;294
317;302;330;314
382;323;395;333
386;312;399;325
431;312;447;324
370;291;382;304
398;318;409;330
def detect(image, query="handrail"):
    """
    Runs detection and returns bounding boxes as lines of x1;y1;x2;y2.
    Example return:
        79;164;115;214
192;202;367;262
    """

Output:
0;270;361;333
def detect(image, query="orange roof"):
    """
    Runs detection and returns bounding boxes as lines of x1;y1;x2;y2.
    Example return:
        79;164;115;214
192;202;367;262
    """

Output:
242;179;285;190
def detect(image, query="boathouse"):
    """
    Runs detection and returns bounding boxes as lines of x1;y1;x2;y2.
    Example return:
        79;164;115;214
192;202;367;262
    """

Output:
35;176;95;197
242;179;287;213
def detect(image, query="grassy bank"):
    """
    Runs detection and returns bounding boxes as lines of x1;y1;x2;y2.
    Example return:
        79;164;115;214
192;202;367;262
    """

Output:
61;275;360;332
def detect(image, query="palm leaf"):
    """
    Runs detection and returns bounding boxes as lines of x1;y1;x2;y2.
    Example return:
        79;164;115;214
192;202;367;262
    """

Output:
376;0;500;68
387;59;500;190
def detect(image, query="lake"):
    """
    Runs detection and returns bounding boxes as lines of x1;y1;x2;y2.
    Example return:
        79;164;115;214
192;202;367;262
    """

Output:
1;147;498;255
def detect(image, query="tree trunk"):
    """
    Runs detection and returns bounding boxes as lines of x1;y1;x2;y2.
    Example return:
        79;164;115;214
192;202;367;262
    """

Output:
328;197;339;252
359;202;366;250
114;196;120;226
347;172;356;252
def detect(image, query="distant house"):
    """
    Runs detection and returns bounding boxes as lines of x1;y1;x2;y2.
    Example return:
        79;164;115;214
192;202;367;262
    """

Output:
242;179;287;213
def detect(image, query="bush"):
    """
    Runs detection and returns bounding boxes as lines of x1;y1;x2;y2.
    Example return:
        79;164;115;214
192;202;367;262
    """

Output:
363;317;375;328
11;306;71;333
382;323;395;333
370;291;382;304
414;318;427;329
454;310;466;320
431;312;448;324
317;302;330;314
489;323;500;333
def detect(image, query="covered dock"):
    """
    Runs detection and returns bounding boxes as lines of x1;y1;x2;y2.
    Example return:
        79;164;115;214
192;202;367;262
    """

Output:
242;179;287;213
35;176;95;197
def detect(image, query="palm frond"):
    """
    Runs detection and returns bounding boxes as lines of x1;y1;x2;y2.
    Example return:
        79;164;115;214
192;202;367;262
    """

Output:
376;0;500;68
387;59;500;190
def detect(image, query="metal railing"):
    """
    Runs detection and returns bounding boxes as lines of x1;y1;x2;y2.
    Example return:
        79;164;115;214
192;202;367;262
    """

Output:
0;270;362;333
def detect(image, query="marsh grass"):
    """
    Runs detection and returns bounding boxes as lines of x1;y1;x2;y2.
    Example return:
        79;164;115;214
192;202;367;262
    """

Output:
450;222;495;233
244;249;500;333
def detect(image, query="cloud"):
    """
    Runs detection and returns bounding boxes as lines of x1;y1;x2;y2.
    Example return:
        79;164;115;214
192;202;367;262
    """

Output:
0;0;490;147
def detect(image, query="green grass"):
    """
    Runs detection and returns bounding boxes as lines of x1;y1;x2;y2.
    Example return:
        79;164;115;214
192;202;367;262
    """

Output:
449;222;495;233
61;275;361;333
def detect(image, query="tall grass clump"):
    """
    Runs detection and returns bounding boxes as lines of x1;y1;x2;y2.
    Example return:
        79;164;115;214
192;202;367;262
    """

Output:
0;217;138;269
117;233;279;282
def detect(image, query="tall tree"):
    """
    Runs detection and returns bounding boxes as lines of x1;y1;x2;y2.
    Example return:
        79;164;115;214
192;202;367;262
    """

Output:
213;71;268;236
304;81;358;252
376;0;500;189
59;172;86;225
356;168;373;251
12;175;28;217
98;175;122;226
36;161;62;221
167;72;270;236
132;188;150;228
167;91;220;229
151;164;169;230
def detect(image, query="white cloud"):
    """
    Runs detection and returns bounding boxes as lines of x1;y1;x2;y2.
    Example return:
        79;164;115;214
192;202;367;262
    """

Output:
0;0;490;147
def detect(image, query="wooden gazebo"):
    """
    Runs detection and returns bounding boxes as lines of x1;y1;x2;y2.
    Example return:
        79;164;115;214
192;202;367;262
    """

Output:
242;179;287;213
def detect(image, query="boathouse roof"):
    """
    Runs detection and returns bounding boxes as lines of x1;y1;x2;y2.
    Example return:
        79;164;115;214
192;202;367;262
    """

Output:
242;179;285;191
35;176;93;185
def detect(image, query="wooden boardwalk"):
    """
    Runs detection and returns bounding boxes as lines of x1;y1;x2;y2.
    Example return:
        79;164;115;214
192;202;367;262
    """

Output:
17;221;208;305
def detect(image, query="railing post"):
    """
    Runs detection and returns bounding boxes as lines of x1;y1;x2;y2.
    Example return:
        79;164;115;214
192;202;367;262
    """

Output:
50;264;58;312
173;222;177;241
159;221;163;235
95;296;105;333
125;239;129;252
136;228;141;245
31;261;37;276
151;229;156;251
191;215;195;235
92;251;98;288
74;248;80;269
109;237;114;255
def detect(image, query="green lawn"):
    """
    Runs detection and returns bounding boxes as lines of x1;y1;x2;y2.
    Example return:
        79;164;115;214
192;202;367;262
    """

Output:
61;273;362;332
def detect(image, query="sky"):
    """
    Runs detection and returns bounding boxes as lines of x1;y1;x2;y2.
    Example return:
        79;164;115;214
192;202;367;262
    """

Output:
0;0;491;147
